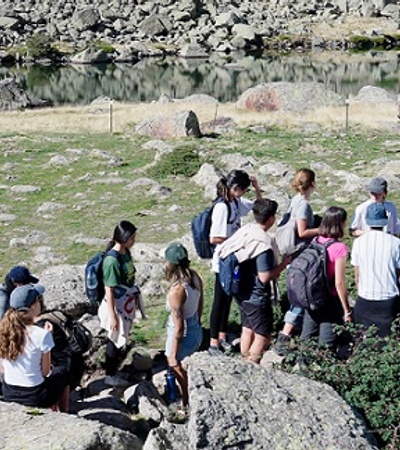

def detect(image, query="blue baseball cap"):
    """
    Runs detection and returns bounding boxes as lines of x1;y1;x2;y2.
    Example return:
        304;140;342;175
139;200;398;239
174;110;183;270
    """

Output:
10;285;45;311
9;266;39;284
365;202;388;227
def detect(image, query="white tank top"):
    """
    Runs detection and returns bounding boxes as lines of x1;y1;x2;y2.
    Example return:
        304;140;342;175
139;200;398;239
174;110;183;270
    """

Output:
167;281;200;319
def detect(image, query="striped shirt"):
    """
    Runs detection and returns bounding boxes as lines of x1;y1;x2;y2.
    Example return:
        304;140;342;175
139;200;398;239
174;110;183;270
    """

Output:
351;230;400;300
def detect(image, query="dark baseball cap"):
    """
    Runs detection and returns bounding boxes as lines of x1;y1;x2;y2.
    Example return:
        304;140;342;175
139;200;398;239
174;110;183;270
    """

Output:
366;177;387;194
165;242;189;265
9;266;39;284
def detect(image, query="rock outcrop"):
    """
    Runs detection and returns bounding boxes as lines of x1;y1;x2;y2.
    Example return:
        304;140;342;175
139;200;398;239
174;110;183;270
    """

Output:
146;353;377;449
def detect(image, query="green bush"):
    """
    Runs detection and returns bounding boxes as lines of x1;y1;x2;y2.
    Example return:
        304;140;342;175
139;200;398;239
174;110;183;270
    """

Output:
281;324;400;448
148;144;202;178
26;34;60;59
348;35;374;50
94;41;116;54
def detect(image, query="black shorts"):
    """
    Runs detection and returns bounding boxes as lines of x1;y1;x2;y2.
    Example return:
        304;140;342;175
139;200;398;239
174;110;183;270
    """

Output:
241;300;273;337
2;372;68;408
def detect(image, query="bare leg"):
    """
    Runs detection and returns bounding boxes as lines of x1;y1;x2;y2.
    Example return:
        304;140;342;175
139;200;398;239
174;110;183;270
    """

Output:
240;327;254;358
172;364;189;407
248;334;271;364
281;323;294;337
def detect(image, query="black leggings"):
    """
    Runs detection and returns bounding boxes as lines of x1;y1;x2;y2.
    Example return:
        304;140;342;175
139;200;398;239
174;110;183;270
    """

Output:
105;339;121;376
209;273;233;341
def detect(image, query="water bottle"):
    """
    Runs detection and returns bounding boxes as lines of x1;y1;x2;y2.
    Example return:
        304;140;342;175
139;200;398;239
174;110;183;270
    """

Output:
165;367;178;403
232;266;240;295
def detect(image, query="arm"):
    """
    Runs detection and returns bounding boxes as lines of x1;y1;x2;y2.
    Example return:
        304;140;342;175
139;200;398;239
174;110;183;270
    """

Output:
335;257;352;322
258;254;292;284
250;176;262;200
167;284;186;368
296;219;319;239
194;273;204;322
105;286;119;331
210;236;227;245
41;351;51;377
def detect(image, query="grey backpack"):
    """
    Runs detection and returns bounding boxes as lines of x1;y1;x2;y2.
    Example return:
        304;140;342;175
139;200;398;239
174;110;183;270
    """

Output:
275;211;297;257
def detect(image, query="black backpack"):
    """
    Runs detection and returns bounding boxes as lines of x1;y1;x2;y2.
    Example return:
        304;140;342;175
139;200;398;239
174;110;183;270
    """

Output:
85;249;121;306
38;310;92;355
286;238;335;311
191;198;237;259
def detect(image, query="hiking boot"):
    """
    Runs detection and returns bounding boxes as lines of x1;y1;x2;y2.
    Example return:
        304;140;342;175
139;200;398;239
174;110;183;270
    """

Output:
219;339;233;353
104;375;130;387
273;332;291;357
208;345;224;357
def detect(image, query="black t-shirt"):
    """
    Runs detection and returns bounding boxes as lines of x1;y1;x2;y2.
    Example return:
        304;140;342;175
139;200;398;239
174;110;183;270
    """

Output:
236;249;275;304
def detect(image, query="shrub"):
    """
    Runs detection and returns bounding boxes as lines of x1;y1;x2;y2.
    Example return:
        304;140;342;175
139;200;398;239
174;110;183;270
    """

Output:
147;144;202;178
94;41;116;54
281;324;400;448
26;34;60;59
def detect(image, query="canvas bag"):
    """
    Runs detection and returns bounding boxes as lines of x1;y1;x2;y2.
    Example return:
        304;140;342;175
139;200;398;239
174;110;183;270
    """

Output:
275;210;297;257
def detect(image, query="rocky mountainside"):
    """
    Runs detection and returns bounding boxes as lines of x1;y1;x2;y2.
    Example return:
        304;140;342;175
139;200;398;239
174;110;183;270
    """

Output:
0;0;398;54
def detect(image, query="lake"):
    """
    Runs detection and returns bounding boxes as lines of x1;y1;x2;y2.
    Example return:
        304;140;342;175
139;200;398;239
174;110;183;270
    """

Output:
1;50;399;106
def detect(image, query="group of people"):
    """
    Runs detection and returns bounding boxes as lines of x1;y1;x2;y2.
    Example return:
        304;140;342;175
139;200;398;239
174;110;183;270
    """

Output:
1;168;400;413
205;168;400;364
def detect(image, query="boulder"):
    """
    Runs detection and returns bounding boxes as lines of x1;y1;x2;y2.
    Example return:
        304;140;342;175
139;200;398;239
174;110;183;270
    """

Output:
353;85;398;104
135;110;201;139
0;78;45;111
236;82;344;112
70;48;112;64
72;8;101;32
140;15;171;36
0;402;143;450
146;353;377;449
178;42;209;58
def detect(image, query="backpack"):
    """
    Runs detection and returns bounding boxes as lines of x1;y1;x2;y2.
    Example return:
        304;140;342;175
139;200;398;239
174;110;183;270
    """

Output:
85;249;121;306
38;310;93;355
219;252;240;297
286;238;335;311
191;198;237;259
275;211;297;257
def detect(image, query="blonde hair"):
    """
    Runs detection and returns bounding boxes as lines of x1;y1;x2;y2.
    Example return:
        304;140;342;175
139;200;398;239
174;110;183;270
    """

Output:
291;168;316;194
0;309;33;361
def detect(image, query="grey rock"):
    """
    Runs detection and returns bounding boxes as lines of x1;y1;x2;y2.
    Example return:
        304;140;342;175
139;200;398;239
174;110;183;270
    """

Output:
353;85;397;104
0;402;143;450
135;110;201;139
10;184;41;193
72;8;101;32
71;48;112;64
178;42;209;58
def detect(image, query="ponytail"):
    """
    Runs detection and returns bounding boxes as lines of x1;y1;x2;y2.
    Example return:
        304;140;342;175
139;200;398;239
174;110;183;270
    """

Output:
0;309;33;361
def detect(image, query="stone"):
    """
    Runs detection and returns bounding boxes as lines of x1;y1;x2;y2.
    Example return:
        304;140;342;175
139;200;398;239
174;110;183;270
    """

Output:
135;110;201;139
236;82;344;112
353;85;397;104
178;42;209;58
72;8;102;32
70;48;112;64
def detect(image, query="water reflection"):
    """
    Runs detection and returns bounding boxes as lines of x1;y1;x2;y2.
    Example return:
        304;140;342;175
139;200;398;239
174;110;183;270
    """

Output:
0;51;398;106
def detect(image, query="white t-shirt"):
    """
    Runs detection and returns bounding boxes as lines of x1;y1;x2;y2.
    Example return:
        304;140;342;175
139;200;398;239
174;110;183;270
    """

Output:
210;197;253;273
2;325;54;387
351;230;400;300
350;199;400;235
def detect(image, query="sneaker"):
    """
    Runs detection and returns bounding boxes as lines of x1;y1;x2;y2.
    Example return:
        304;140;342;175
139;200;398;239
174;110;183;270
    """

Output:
208;345;224;357
219;339;233;353
104;375;130;387
273;332;291;357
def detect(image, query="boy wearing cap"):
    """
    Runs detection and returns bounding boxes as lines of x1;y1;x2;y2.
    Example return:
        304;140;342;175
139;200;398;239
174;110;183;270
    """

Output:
351;202;400;337
349;177;400;237
0;266;40;319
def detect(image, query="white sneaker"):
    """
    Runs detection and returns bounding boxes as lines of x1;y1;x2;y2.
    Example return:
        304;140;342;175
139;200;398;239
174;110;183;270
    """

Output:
104;375;130;387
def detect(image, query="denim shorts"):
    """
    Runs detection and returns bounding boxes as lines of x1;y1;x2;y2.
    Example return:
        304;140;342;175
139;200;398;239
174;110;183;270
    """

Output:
284;305;305;329
165;315;202;362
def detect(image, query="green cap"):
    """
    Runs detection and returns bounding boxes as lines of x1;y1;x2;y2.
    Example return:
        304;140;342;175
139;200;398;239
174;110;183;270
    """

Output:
165;242;189;265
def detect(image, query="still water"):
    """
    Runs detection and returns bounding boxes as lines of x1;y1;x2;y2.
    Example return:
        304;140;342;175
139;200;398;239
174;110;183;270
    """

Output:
1;50;399;106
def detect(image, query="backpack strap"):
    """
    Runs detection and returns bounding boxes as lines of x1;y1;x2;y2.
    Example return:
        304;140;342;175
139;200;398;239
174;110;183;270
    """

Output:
213;197;238;225
312;237;337;290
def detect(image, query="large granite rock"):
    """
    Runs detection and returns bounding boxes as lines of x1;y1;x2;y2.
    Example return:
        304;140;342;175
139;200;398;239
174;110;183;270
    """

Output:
146;353;377;449
0;402;143;450
236;82;344;112
0;78;49;110
135;110;201;139
353;85;398;104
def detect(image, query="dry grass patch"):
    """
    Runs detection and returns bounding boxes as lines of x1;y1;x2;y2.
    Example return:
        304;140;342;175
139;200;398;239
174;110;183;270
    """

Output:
0;100;397;134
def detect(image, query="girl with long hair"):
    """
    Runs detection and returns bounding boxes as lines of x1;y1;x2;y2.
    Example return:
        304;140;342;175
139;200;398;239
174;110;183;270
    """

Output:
97;220;139;387
209;169;262;355
0;285;69;411
164;242;203;407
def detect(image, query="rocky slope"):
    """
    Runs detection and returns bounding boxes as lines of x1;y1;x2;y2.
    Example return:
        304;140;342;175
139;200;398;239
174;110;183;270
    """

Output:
0;0;398;56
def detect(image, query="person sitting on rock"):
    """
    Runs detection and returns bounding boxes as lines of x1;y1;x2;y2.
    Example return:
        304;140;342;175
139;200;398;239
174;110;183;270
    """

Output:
0;265;41;320
0;285;69;411
164;242;203;407
349;177;400;237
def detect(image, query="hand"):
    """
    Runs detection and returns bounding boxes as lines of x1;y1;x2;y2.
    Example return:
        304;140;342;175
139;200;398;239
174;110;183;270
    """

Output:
250;176;259;189
343;310;353;323
44;321;53;333
109;314;119;332
168;357;179;368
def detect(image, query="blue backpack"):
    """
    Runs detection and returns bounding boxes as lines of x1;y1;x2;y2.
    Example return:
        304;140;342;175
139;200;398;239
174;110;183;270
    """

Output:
219;253;240;297
191;198;236;259
84;249;121;306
